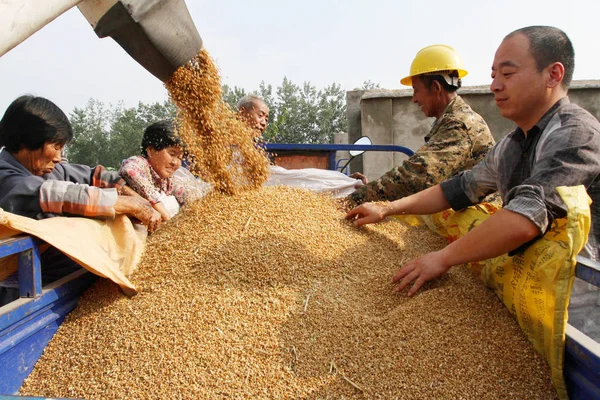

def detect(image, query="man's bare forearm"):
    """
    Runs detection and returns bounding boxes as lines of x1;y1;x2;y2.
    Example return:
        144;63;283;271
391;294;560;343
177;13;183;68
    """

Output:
440;209;540;267
385;185;451;217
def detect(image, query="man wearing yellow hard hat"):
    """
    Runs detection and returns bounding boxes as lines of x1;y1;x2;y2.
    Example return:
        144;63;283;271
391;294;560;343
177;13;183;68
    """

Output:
348;44;495;205
347;26;600;297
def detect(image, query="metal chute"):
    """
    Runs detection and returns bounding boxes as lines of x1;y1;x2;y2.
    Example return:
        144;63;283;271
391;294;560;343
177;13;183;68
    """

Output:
78;0;203;82
0;0;203;82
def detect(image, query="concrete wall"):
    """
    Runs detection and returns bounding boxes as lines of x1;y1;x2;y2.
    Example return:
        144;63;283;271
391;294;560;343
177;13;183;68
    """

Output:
333;131;350;171
347;80;600;180
345;90;365;174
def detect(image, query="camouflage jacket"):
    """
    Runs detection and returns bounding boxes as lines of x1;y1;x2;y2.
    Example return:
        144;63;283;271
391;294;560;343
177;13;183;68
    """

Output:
349;95;494;205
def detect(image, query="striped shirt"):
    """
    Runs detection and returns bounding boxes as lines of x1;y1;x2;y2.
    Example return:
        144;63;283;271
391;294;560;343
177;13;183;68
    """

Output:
441;97;600;260
0;150;125;220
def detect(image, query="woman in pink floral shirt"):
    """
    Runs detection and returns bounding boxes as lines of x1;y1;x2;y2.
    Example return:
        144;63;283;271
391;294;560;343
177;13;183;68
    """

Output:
120;120;190;221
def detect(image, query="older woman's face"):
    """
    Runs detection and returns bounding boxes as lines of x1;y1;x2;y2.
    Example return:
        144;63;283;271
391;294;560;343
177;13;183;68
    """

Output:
147;145;183;179
14;142;63;176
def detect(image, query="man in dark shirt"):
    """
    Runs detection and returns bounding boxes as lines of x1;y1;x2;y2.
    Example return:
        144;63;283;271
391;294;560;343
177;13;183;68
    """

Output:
346;25;600;296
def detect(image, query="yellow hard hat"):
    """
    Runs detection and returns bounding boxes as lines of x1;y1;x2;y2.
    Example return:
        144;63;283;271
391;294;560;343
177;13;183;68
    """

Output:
400;44;468;86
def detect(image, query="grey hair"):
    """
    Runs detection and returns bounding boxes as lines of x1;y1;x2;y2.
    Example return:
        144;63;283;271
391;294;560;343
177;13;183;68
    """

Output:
236;94;265;111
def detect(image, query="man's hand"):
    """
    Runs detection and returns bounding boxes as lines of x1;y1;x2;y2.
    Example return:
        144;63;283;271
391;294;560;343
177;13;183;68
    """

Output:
392;250;451;296
114;195;162;233
345;202;389;227
349;172;368;185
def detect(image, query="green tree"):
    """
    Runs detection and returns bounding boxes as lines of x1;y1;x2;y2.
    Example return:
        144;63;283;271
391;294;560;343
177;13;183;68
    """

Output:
67;99;175;169
273;77;302;143
316;83;348;143
222;84;247;111
221;78;347;144
257;81;281;142
108;100;176;167
268;78;347;144
67;78;348;168
361;80;380;90
67;99;111;167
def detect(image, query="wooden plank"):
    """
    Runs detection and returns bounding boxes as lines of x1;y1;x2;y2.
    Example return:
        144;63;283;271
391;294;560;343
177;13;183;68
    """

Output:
0;254;18;281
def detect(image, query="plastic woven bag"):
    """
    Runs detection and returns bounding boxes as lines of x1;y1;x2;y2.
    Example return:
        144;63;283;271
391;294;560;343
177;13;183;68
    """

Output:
264;166;363;198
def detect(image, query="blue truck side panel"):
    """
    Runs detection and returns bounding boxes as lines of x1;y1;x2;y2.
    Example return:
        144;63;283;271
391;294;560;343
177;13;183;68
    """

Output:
0;268;96;395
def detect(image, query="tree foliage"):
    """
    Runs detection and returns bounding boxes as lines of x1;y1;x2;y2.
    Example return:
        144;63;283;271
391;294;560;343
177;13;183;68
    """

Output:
67;100;175;169
67;78;348;168
222;77;348;144
361;80;380;90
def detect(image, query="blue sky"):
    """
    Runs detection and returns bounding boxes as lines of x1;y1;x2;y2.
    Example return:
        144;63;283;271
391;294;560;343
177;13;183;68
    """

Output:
1;0;598;115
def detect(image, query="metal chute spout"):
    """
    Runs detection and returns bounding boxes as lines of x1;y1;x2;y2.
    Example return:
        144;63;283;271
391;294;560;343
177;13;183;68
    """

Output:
78;0;203;82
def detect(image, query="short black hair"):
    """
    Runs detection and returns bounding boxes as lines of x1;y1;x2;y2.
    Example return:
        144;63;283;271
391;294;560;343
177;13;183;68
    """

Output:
418;72;460;93
506;26;575;88
141;120;184;157
0;95;73;153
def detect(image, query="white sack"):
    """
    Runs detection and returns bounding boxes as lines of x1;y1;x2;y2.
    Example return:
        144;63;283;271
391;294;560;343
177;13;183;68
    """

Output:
264;166;363;198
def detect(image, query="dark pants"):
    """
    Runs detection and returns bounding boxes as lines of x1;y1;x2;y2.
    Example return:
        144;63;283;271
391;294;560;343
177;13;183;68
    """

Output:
0;247;81;307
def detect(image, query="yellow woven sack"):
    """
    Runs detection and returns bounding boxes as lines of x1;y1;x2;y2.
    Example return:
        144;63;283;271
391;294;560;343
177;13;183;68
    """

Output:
395;186;591;399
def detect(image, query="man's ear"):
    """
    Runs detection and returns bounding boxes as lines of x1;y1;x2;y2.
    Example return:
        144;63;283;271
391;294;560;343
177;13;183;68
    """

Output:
433;80;443;94
547;62;565;88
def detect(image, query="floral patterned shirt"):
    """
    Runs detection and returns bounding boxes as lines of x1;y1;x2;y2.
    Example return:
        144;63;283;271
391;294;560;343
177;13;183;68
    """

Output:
120;156;187;205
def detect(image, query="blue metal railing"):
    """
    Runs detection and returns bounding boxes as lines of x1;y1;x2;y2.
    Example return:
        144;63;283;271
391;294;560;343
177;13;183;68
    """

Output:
565;255;600;400
0;236;42;298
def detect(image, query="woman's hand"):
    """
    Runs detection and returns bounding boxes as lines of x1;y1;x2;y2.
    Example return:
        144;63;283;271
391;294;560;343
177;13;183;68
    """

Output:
153;202;172;222
114;195;162;233
345;202;390;227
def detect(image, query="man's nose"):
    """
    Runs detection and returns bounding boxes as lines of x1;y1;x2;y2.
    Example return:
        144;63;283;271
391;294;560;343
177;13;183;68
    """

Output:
490;77;501;92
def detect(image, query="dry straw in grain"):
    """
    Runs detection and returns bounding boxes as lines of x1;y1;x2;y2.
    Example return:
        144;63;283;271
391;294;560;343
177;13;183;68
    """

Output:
20;187;557;399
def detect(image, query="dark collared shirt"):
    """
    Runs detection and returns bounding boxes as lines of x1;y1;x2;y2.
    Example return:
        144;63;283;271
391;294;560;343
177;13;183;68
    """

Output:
441;97;600;260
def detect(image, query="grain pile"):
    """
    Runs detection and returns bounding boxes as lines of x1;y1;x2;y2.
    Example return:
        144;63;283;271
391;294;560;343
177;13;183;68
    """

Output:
20;187;557;399
165;49;270;194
